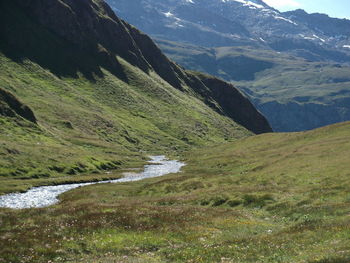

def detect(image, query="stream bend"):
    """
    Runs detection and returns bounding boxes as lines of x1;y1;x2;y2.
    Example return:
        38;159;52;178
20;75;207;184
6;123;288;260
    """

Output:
0;156;185;209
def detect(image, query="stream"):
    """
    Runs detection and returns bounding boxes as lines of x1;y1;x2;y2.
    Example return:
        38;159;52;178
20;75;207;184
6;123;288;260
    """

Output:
0;156;185;209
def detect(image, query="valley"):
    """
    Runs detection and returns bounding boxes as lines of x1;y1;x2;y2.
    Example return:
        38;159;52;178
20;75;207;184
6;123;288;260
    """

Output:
0;0;270;194
1;122;349;262
0;0;349;262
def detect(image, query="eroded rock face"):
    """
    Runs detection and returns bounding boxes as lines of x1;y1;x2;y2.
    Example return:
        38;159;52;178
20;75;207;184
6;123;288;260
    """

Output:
0;88;36;123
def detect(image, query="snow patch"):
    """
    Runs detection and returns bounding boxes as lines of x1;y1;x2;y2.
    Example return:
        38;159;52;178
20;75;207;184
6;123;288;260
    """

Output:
222;0;264;9
313;34;325;43
299;34;326;43
303;36;314;40
274;16;298;26
163;11;184;27
163;11;174;18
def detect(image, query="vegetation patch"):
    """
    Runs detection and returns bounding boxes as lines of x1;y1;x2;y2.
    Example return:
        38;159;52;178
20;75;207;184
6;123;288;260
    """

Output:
1;122;349;262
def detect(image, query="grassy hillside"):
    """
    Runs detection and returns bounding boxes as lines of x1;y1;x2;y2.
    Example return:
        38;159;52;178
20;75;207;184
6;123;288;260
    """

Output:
0;0;266;194
0;50;250;193
1;122;349;262
156;39;350;132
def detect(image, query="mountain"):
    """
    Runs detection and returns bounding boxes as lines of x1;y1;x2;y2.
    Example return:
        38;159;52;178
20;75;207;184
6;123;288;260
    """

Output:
284;9;350;49
157;40;350;132
107;0;350;62
107;0;350;132
0;0;271;192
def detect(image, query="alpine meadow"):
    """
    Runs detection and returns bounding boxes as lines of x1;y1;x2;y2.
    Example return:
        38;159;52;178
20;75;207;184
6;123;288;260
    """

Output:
0;0;349;263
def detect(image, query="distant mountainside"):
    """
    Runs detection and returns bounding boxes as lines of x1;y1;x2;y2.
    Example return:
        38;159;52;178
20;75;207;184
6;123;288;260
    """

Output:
107;0;350;132
107;0;350;63
283;9;350;43
0;0;271;186
157;40;350;132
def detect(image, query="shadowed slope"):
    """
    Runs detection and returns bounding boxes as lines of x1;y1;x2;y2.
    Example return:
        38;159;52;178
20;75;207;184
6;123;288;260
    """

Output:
0;88;36;123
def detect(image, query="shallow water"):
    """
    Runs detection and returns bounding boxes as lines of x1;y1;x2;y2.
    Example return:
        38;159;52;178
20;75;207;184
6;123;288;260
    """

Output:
0;156;185;209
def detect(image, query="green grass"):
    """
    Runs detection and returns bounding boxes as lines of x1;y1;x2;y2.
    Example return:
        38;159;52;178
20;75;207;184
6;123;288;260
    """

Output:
0;48;249;193
1;122;349;262
0;0;253;193
0;2;348;261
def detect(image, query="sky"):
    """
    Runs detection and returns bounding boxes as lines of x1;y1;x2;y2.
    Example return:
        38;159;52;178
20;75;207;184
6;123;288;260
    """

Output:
263;0;350;19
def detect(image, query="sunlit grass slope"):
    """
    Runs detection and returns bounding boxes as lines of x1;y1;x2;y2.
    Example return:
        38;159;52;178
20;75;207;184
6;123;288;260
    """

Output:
0;51;249;194
1;122;349;262
0;0;257;194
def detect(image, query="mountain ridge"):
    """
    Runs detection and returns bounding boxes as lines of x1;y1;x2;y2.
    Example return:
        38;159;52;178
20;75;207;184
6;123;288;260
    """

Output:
2;0;271;134
107;0;350;62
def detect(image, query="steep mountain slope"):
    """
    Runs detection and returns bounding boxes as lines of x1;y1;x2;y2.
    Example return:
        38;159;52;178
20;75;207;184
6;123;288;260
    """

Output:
107;0;350;131
0;0;271;192
2;119;349;262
